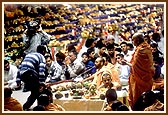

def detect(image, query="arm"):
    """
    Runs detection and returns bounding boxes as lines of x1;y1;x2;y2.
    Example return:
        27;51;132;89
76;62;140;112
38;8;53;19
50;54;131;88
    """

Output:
81;75;94;83
51;63;62;80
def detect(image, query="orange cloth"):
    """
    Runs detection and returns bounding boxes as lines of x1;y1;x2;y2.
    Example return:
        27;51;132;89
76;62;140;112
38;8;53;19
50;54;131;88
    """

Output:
92;66;108;88
45;103;65;111
4;97;23;111
76;38;86;53
92;63;120;89
152;77;164;90
128;42;155;108
104;62;121;85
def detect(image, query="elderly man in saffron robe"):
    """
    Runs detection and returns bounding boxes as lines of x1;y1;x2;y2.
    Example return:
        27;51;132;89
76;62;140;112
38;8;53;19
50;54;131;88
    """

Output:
124;33;155;110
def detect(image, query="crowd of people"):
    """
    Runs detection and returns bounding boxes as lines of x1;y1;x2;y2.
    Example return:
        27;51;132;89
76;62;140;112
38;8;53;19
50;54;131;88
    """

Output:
3;3;164;112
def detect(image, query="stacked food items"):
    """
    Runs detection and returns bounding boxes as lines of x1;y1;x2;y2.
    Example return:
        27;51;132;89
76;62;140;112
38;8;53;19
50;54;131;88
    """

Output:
51;81;105;100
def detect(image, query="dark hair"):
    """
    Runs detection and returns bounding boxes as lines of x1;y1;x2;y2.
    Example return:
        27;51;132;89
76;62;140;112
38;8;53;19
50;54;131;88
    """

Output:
115;47;122;52
56;51;66;60
37;45;46;54
152;33;161;42
127;43;134;49
132;90;156;111
105;89;117;104
111;100;123;111
107;44;114;50
33;105;45;111
116;53;124;58
44;54;52;60
102;53;111;63
82;52;89;57
67;45;76;52
120;41;128;46
115;104;129;111
37;94;50;106
150;43;158;48
96;39;106;49
4;87;13;98
85;39;95;48
87;48;95;55
4;60;9;65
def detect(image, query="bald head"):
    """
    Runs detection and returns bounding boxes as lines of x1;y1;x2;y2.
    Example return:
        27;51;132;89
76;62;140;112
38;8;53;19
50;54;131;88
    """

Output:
132;33;144;46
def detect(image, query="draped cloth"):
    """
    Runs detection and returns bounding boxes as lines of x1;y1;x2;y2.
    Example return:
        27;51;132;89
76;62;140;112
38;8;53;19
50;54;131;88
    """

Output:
93;63;121;89
45;103;65;111
128;42;155;109
4;97;23;111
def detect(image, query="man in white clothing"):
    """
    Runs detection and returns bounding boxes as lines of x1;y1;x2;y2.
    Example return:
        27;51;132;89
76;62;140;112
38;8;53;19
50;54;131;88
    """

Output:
115;54;130;86
4;60;20;90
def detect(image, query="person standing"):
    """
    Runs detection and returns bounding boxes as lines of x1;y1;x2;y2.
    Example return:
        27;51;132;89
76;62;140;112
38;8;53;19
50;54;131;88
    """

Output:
126;33;155;110
21;20;51;56
45;54;63;83
16;45;47;110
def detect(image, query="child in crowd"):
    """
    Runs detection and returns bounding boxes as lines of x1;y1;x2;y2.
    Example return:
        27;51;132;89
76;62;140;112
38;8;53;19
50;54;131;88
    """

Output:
115;53;130;86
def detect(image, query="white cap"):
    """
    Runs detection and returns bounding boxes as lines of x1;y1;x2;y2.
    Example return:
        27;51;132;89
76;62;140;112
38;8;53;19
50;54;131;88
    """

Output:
107;35;115;40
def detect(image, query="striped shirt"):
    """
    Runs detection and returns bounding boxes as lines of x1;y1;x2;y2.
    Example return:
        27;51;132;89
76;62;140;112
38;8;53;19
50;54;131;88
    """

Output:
18;52;46;82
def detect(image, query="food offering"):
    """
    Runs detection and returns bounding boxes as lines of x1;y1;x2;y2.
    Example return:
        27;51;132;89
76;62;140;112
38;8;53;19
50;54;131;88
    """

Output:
51;81;105;100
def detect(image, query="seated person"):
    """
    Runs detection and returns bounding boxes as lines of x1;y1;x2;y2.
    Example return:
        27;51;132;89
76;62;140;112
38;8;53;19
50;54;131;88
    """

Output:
111;100;129;111
81;52;96;78
4;60;20;90
102;53;121;88
39;83;53;103
97;71;121;92
82;57;120;89
37;94;65;111
103;88;117;111
4;87;23;111
64;51;85;80
45;54;63;83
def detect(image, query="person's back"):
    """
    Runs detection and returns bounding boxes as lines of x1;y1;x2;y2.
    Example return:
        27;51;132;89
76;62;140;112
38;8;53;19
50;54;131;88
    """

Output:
16;45;47;110
22;20;50;55
4;87;23;111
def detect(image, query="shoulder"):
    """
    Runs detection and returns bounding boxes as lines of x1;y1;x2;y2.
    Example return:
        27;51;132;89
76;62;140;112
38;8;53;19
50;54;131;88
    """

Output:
87;60;94;65
10;64;18;70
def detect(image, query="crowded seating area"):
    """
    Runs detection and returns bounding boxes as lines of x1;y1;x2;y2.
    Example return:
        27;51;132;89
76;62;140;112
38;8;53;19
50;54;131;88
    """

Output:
3;3;165;112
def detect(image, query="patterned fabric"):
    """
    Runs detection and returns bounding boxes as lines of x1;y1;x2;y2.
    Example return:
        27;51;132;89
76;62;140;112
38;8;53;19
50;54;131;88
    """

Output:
67;59;85;78
46;61;63;81
18;52;46;82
